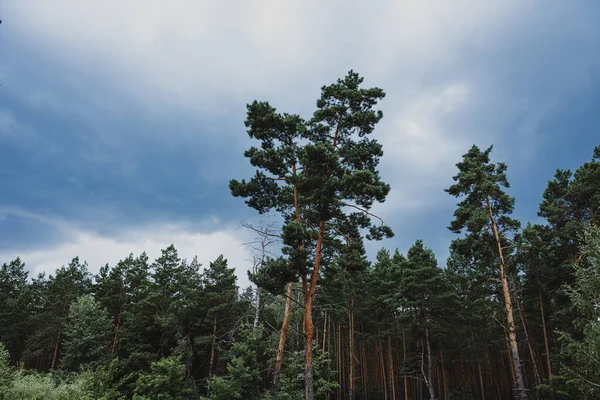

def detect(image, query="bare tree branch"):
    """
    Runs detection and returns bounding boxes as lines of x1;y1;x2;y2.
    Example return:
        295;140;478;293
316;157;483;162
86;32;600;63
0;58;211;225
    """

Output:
240;221;283;240
339;202;385;225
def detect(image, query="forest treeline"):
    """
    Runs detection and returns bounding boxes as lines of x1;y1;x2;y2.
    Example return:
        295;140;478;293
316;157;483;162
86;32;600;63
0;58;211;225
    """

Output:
0;72;599;400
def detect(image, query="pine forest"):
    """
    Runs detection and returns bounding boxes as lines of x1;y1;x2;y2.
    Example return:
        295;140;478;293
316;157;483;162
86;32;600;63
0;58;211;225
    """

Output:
1;71;599;400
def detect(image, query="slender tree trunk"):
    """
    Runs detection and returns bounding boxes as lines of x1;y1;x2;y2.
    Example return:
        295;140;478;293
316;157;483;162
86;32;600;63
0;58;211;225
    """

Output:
253;286;261;329
422;300;435;400
328;314;331;355
273;160;303;395
337;323;342;399
206;315;218;397
503;321;516;388
424;329;435;400
470;331;486;400
501;337;513;398
517;296;542;386
459;348;467;400
208;315;217;377
477;358;485;400
272;282;294;395
487;198;527;399
361;336;369;399
441;349;449;400
395;331;400;398
379;335;388;400
467;358;474;398
111;291;125;354
303;220;326;400
51;324;62;370
403;328;409;400
387;335;396;400
437;366;443;400
349;304;356;400
341;325;346;399
539;289;552;377
322;313;328;353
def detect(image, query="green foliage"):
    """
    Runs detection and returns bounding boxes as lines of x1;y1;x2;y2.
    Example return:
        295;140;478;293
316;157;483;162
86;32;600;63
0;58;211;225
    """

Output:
231;70;393;296
94;252;152;357
275;348;338;400
23;257;92;369
6;370;93;400
62;294;112;371
446;144;520;237
0;258;30;363
555;224;600;398
202;255;239;320
133;356;198;400
402;241;458;339
207;325;268;400
0;343;13;398
85;353;156;399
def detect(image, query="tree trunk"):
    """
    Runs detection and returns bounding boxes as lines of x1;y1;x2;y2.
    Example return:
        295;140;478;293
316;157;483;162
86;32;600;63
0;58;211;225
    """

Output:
272;282;294;395
361;336;369;399
441;349;449;400
379;335;388;400
338;323;342;399
51;324;62;370
424;329;435;400
517;296;542;386
460;349;467;400
304;220;326;400
322;313;328;353
470;331;486;400
403;328;409;400
503;320;516;388
206;315;218;397
253;286;261;329
349;305;356;400
111;290;125;354
437;365;443;400
477;358;485;400
487;198;528;400
539;289;552;377
387;335;396;400
208;315;217;378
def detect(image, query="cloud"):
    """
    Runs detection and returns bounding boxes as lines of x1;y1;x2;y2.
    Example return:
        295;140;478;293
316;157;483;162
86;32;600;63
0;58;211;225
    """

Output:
373;82;473;216
8;1;531;114
0;110;18;136
0;109;33;139
2;0;599;272
0;212;257;288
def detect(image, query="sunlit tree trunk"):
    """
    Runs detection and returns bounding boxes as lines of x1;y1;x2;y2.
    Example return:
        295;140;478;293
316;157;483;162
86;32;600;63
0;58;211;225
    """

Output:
272;282;294;395
487;198;527;399
303;220;325;400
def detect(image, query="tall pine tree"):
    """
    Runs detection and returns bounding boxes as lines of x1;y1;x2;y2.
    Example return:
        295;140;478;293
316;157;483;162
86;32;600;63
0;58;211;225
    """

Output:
446;144;527;399
231;70;392;399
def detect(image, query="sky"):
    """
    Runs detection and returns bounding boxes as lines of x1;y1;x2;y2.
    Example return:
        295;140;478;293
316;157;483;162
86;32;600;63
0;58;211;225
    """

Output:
0;1;599;288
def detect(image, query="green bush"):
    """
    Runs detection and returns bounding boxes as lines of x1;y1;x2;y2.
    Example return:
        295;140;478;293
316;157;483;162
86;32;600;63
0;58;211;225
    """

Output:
6;370;93;400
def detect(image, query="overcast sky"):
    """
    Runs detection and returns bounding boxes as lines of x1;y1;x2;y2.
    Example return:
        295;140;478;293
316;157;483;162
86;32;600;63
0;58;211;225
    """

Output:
1;1;599;287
